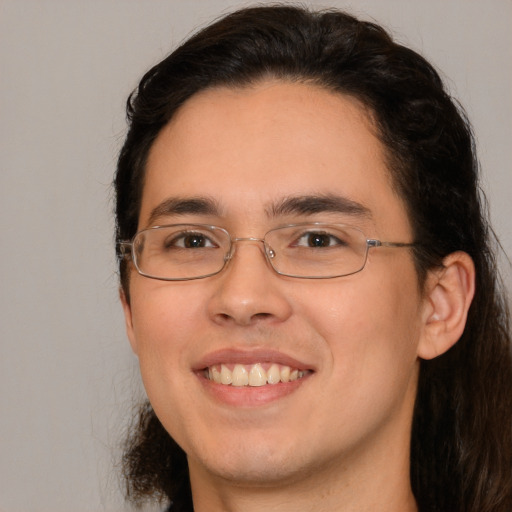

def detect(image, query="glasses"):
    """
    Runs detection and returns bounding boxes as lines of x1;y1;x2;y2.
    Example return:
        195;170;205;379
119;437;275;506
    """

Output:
117;223;415;281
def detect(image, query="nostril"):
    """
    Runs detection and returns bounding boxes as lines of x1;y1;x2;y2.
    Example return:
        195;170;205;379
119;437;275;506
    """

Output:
253;312;271;319
213;311;272;326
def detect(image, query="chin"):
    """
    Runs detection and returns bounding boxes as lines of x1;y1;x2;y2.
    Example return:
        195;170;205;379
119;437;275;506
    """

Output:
187;432;327;489
198;456;306;488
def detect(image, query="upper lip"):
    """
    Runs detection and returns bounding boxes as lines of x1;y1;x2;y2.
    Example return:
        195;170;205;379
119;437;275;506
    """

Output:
193;348;314;372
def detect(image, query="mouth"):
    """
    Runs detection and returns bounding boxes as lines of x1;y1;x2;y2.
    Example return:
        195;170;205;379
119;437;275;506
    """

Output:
195;349;315;406
204;363;311;387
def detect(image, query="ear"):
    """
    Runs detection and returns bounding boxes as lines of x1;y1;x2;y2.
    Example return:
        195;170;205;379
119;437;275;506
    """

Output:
120;287;139;355
418;251;475;360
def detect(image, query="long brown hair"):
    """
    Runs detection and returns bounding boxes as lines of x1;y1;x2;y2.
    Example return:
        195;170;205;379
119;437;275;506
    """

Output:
115;6;512;511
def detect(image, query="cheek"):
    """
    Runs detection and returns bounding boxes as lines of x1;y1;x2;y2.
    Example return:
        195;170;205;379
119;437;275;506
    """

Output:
296;269;422;369
284;272;422;446
129;283;208;373
127;284;213;426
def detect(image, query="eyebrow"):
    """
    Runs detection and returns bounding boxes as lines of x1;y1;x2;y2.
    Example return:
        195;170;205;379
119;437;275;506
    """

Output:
146;196;221;226
267;194;372;219
146;193;372;227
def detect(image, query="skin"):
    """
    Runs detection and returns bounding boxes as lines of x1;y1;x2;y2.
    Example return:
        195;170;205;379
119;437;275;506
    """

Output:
122;81;474;511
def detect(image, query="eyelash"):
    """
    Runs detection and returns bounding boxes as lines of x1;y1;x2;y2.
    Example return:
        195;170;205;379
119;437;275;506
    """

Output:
164;232;218;249
292;231;348;248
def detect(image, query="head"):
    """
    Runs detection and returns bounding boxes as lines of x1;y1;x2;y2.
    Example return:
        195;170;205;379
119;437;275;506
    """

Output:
115;5;511;511
116;6;483;293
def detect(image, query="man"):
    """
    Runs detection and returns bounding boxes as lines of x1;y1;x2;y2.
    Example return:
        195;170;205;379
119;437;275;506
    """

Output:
115;6;512;511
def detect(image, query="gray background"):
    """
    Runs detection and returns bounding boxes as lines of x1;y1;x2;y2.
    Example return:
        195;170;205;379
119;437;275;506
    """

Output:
1;1;510;511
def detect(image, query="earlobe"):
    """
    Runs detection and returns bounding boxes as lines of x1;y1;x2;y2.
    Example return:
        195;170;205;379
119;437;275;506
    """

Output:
120;287;139;355
418;251;475;360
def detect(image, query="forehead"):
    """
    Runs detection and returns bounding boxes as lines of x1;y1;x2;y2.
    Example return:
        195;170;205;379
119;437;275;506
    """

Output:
141;81;410;236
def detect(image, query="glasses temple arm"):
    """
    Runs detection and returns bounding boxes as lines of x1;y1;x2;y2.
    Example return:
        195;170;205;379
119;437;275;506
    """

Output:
116;241;133;259
367;240;417;248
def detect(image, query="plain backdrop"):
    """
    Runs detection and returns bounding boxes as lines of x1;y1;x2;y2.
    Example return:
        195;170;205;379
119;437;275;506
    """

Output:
1;1;510;511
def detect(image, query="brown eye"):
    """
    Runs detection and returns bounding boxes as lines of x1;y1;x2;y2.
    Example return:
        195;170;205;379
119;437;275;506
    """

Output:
165;232;217;249
295;231;346;248
183;234;208;248
306;233;332;247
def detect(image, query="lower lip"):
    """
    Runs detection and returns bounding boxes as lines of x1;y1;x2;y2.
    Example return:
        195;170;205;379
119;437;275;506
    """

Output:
197;372;311;407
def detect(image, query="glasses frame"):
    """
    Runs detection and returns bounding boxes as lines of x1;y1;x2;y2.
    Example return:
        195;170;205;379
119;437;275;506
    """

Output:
117;222;416;281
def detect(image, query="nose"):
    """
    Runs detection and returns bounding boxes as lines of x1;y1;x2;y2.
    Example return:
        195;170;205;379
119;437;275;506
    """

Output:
207;238;292;327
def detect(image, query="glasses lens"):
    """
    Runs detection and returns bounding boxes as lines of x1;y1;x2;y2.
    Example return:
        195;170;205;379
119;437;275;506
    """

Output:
133;225;229;280
266;224;368;278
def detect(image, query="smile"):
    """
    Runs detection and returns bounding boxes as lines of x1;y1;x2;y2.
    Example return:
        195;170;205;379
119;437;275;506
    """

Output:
204;363;309;387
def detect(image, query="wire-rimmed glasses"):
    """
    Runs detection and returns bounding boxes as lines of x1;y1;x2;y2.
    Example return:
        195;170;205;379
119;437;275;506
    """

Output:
117;223;415;281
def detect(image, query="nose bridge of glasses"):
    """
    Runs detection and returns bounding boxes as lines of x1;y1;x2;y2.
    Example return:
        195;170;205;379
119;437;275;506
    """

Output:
226;237;274;261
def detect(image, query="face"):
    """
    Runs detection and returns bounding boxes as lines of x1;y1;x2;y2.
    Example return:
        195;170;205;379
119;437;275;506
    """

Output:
122;81;430;490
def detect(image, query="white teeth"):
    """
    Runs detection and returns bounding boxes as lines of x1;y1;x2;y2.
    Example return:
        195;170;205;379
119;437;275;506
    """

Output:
208;366;222;384
267;364;281;384
205;363;308;386
280;366;290;383
220;364;232;385
248;363;266;386
232;364;249;386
